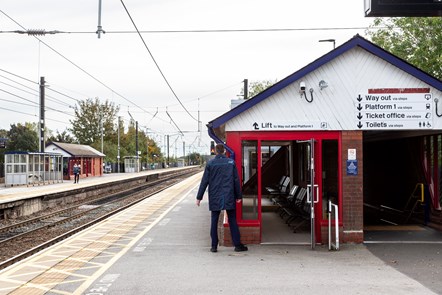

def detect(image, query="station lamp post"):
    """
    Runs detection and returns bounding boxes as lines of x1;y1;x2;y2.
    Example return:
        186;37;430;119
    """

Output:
319;39;336;49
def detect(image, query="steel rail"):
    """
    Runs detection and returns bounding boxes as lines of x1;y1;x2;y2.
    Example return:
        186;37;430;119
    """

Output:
0;168;200;270
0;168;196;237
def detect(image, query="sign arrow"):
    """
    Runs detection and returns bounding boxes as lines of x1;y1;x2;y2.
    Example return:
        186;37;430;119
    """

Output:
357;122;363;129
357;94;362;102
357;104;362;111
357;113;363;120
253;122;259;130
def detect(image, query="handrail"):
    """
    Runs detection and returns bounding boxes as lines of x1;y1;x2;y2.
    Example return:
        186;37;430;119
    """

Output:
328;200;339;251
414;183;424;203
403;183;424;211
403;183;426;224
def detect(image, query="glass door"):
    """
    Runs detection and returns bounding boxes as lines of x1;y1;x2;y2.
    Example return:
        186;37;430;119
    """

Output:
241;140;259;220
298;139;320;249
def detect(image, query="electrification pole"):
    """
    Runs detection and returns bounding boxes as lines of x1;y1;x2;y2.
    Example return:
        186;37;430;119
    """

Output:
117;116;121;173
136;121;139;172
96;0;105;38
167;135;170;168
183;141;185;165
39;77;45;153
100;112;104;154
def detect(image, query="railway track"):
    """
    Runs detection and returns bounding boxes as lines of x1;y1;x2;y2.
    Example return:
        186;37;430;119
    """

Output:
0;168;201;270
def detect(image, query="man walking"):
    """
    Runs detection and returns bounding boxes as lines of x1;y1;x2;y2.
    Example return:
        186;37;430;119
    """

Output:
73;163;80;184
196;143;248;253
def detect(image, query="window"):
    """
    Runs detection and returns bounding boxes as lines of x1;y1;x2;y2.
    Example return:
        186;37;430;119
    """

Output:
241;140;258;220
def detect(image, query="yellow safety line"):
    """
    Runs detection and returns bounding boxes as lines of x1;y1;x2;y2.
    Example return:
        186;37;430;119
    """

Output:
73;175;201;294
0;173;202;295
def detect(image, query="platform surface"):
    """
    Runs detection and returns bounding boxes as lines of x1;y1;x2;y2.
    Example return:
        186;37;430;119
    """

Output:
0;172;440;294
0;166;193;204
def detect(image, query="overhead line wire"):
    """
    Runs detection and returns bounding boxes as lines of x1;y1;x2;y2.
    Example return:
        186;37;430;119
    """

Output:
0;105;38;117
45;86;79;102
0;88;38;105
0;9;154;118
165;109;184;135
1;26;382;34
157;81;242;109
0;80;37;97
0;78;73;109
0;96;73;116
0;105;69;125
0;87;74;116
0;97;38;108
119;0;198;122
0;68;38;84
0;70;75;107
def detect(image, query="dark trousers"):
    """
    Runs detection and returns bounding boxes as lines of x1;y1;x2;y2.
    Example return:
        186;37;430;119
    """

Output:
74;173;79;183
210;209;241;248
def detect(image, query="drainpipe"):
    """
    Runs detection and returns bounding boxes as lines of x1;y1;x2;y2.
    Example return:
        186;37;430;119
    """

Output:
207;124;235;160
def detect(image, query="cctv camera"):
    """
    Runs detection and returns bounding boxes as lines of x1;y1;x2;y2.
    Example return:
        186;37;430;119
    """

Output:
300;81;306;91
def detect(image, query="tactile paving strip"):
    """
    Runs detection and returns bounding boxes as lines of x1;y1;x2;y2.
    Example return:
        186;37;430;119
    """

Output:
0;174;201;295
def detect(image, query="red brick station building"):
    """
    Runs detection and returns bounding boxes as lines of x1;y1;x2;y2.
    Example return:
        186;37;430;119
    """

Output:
208;35;442;247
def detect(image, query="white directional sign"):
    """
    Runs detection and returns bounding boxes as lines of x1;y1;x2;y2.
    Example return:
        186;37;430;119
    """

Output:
355;93;433;130
250;121;326;131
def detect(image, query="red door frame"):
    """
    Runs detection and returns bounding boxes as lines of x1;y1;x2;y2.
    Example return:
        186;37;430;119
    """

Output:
423;135;441;210
226;130;342;244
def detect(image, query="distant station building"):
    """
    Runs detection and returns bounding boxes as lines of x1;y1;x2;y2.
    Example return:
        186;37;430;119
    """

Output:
45;142;105;180
207;35;442;246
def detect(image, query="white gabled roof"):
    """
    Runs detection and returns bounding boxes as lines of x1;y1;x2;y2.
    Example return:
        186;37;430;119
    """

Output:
208;35;442;135
46;142;105;157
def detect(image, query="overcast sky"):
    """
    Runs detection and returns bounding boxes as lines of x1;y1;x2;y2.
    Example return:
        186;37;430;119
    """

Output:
0;0;374;156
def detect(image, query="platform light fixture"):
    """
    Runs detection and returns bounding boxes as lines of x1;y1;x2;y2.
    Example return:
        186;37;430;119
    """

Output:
319;80;328;90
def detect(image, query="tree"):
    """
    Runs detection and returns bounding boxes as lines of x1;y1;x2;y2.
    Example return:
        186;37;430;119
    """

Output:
0;129;8;164
6;123;38;152
70;97;119;145
69;98;165;165
187;152;202;165
119;123;163;165
367;17;442;79
239;80;278;99
48;129;75;143
146;137;162;164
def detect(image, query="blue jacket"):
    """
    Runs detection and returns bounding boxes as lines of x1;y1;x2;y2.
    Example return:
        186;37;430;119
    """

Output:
196;154;242;211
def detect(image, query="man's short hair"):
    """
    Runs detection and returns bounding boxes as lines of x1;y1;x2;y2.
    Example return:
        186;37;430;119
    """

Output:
215;143;225;154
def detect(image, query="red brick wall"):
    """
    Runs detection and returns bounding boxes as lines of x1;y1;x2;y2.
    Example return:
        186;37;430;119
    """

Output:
341;131;364;243
222;226;260;246
219;211;260;246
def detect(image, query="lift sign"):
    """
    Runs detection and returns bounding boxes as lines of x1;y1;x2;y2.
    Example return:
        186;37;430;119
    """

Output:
347;160;358;176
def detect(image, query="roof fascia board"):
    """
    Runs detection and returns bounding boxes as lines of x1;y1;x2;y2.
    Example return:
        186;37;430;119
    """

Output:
47;142;72;156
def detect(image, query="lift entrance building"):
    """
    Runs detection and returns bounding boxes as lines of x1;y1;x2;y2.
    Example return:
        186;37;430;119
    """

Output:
207;35;442;246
